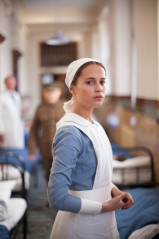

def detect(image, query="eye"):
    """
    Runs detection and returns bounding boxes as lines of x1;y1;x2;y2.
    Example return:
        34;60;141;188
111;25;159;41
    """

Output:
86;80;94;85
100;80;106;85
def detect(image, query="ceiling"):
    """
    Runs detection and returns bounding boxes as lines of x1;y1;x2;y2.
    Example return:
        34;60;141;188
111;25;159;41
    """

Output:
14;0;108;46
21;0;97;10
18;0;107;34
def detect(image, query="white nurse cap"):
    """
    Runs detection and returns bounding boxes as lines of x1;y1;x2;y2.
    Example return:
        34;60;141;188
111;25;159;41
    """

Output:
63;58;102;112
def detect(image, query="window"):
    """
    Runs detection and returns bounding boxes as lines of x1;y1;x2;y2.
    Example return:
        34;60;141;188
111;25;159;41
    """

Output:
40;42;77;66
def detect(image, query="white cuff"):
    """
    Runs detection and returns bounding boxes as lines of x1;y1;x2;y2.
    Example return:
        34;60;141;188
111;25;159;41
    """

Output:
111;183;116;189
80;198;102;214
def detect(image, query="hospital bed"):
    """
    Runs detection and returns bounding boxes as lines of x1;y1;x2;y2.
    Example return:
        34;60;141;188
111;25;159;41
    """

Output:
112;144;159;239
0;148;40;191
0;152;27;239
111;144;156;188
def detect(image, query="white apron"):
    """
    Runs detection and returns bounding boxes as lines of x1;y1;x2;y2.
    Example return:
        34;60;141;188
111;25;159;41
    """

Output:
50;113;119;239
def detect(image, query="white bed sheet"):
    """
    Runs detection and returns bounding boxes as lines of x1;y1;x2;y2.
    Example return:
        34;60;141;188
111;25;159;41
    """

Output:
128;224;159;239
0;198;27;231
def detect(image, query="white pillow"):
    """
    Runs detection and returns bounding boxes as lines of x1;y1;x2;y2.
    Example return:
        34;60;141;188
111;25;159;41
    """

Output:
0;190;11;205
0;180;16;205
128;224;159;239
0;199;9;221
0;180;17;191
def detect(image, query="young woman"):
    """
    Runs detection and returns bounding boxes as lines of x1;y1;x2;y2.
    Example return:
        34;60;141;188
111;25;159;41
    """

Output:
48;58;134;239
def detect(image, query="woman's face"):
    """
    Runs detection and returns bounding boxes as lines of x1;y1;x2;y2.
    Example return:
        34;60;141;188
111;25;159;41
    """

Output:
69;64;106;111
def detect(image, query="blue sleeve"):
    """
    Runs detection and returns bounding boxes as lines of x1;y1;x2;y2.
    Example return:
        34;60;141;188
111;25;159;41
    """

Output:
0;225;9;239
47;126;83;213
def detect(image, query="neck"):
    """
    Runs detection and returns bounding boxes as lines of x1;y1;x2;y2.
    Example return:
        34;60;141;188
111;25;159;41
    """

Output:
8;89;15;92
72;107;94;124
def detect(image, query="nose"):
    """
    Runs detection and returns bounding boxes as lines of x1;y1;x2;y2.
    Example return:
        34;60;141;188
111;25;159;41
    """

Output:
95;82;103;92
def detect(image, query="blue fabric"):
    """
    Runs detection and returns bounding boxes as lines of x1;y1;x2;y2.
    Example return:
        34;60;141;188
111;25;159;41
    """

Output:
0;148;39;173
115;187;159;239
111;143;132;158
0;225;9;239
24;130;29;147
48;125;97;213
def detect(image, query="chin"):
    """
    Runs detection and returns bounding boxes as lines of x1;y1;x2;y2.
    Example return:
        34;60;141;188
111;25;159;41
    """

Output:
94;103;103;108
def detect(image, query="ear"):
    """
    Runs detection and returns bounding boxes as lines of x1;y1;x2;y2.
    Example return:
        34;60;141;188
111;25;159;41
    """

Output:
69;85;74;95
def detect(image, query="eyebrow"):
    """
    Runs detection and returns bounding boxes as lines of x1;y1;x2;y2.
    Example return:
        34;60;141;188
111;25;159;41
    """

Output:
84;77;106;80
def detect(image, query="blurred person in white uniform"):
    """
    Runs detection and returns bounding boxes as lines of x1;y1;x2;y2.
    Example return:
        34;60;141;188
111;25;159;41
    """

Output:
0;76;24;149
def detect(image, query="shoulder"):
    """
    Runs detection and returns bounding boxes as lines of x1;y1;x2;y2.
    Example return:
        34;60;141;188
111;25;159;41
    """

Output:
57;125;82;135
35;103;46;113
0;91;9;102
55;125;83;141
54;126;83;149
37;102;45;109
0;91;8;97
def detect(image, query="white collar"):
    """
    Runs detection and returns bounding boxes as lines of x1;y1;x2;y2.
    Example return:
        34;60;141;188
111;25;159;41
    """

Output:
57;112;99;130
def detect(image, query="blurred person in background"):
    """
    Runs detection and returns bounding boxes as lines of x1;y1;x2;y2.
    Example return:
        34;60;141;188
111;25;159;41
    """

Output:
28;83;64;181
0;76;24;149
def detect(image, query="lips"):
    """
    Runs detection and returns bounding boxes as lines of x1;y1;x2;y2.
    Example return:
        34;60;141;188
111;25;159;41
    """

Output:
93;95;103;99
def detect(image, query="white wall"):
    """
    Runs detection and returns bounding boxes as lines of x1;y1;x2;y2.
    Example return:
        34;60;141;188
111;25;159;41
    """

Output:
0;0;158;111
135;0;158;100
92;6;112;95
0;0;13;92
108;0;132;96
158;0;159;100
102;0;158;101
0;0;28;94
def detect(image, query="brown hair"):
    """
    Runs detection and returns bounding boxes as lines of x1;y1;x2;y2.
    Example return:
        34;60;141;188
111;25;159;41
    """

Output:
71;61;106;86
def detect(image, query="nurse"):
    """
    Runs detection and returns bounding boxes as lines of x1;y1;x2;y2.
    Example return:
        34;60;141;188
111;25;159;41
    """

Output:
48;58;134;239
0;76;24;149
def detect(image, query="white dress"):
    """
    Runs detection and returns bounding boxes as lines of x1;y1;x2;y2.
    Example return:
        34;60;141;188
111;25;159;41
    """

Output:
50;113;120;239
0;90;24;149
